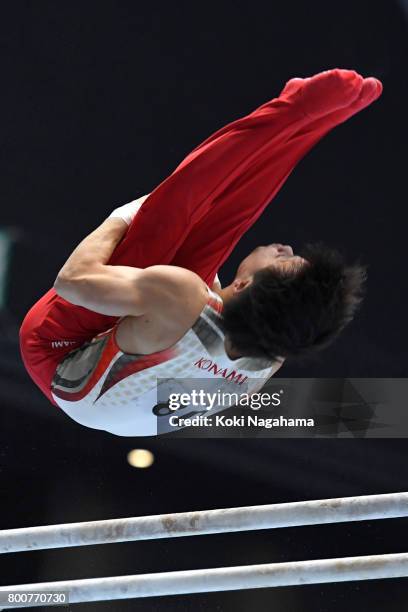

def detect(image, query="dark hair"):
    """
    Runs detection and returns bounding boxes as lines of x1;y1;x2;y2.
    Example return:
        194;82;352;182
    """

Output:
221;242;367;362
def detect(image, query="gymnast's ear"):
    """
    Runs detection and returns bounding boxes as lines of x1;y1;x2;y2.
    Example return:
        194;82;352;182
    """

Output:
232;277;252;295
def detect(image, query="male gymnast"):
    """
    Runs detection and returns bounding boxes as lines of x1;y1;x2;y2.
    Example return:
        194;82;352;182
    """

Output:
19;69;383;436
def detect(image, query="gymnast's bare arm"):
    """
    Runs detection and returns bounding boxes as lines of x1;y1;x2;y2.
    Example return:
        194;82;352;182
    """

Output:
53;218;208;319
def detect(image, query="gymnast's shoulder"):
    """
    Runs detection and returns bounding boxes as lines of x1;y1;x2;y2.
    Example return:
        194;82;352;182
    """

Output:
138;265;210;312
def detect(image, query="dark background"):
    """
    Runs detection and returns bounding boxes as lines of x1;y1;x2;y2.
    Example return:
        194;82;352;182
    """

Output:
1;1;407;610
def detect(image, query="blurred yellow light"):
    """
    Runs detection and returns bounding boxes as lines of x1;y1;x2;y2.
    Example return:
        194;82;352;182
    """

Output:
127;449;155;469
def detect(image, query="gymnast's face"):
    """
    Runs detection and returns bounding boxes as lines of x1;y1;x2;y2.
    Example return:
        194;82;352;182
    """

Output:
235;244;307;286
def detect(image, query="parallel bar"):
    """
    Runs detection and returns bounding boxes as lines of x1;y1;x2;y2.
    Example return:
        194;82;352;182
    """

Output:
1;553;407;607
1;492;407;554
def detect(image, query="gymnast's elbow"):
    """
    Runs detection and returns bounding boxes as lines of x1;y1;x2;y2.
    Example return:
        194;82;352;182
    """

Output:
53;272;87;305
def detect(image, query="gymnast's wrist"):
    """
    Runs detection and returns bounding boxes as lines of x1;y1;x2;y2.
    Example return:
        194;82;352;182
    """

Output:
109;194;150;226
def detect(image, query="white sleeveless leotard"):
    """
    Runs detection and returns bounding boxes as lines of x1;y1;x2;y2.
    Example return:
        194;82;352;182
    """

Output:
51;287;282;436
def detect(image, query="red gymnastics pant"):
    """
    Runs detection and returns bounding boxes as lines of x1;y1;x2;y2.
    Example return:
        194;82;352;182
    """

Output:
19;69;382;405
